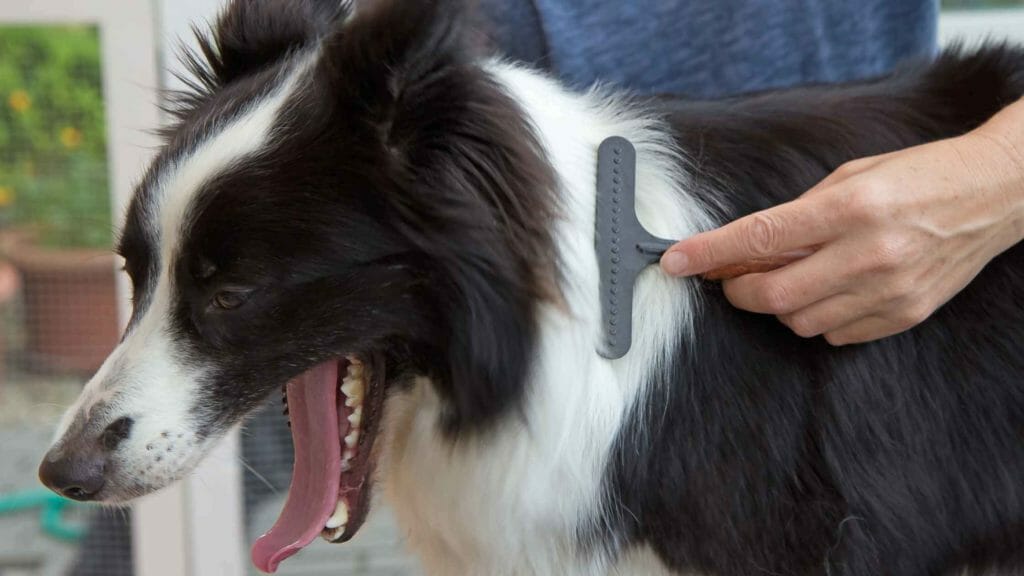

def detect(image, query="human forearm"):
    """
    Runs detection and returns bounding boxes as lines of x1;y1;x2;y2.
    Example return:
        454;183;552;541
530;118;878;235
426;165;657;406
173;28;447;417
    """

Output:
973;96;1024;242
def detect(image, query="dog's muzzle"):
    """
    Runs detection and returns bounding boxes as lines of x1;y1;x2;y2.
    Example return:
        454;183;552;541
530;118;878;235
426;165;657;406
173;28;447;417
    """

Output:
38;416;134;501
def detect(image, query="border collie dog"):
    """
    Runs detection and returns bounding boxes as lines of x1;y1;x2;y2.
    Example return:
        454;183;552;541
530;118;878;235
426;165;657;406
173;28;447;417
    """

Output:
37;1;1024;574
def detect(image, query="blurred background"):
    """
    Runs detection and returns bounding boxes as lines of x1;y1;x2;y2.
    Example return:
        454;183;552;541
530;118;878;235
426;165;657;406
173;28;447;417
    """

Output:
0;1;1022;575
0;2;419;576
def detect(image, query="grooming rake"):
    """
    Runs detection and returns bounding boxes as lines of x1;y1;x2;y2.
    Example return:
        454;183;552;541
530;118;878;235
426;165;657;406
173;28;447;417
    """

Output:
594;137;795;359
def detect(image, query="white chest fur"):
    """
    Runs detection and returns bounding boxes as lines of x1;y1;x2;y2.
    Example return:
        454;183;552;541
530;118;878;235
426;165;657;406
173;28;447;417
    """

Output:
379;62;713;576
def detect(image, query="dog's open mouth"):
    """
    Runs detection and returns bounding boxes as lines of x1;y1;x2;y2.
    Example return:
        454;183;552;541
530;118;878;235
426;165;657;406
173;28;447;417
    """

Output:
251;353;386;573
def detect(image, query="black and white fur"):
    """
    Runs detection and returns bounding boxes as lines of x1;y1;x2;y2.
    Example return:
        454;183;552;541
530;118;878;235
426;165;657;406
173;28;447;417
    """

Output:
42;1;1024;574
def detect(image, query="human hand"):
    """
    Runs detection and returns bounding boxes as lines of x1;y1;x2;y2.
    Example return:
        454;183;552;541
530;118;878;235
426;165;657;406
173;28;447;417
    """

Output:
661;110;1024;345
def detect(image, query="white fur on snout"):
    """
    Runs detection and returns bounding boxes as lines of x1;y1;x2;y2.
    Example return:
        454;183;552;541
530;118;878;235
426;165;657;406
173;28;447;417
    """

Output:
48;53;316;501
50;283;213;500
106;314;210;497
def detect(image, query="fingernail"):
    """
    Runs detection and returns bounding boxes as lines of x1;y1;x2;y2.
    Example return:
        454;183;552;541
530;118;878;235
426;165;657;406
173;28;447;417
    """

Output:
661;251;689;276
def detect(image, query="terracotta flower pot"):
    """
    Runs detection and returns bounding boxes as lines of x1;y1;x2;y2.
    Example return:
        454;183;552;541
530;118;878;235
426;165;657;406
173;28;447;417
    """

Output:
0;261;19;390
4;231;119;375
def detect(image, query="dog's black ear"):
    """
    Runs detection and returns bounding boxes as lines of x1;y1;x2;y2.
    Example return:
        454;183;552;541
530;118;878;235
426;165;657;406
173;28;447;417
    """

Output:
321;0;556;432
318;0;469;125
191;0;350;88
431;253;540;432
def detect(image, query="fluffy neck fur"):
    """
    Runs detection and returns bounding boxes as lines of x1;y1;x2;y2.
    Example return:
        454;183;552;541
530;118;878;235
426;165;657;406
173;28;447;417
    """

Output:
380;60;715;576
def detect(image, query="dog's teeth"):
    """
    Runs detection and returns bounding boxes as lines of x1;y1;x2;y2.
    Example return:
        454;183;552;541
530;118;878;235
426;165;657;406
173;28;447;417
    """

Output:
347;362;363;378
343;448;355;462
325;499;349;530
341;376;364;407
322;499;350;542
344;429;359;449
323;527;346;542
341;376;364;397
348;407;362;427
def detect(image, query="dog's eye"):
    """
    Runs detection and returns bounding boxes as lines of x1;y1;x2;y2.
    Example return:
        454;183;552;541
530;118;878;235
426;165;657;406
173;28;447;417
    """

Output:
212;289;251;311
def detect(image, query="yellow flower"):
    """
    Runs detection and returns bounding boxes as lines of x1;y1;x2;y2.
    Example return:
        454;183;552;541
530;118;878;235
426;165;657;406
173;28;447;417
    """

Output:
0;186;14;207
59;127;83;149
8;90;30;113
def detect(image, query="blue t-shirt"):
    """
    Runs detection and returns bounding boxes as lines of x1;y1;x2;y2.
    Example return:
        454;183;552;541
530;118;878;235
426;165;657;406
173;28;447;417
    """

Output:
477;0;939;98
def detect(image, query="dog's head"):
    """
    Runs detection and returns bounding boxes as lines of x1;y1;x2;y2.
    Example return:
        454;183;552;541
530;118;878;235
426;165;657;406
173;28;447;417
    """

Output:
38;0;555;570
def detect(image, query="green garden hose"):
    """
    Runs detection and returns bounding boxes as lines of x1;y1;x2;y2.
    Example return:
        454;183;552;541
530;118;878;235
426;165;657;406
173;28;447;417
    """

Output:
0;489;85;541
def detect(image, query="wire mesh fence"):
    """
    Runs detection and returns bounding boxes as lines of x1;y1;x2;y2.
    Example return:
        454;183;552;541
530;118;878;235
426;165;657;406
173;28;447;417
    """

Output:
1;21;421;576
0;23;129;576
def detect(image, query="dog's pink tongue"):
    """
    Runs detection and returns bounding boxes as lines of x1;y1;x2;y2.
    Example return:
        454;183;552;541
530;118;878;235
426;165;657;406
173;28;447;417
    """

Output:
252;361;341;573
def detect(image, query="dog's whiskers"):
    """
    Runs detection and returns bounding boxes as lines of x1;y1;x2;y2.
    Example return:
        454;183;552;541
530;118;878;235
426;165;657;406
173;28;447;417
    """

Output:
237;456;279;495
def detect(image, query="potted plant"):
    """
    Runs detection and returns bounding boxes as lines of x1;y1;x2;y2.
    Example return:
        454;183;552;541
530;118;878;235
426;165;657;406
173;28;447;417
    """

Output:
0;26;119;375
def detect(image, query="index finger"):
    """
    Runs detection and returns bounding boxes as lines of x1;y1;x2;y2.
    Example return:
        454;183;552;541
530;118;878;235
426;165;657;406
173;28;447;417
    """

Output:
660;196;841;277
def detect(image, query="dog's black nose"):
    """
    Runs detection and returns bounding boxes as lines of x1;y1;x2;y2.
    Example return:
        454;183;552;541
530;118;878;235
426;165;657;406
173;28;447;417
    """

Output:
38;449;107;501
38;417;133;502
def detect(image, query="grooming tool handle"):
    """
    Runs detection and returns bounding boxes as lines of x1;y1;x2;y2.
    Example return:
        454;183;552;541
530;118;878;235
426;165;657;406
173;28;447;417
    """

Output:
595;137;676;359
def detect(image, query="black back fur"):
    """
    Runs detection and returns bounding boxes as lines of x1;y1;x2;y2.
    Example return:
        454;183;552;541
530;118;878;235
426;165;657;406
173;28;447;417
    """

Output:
605;45;1024;576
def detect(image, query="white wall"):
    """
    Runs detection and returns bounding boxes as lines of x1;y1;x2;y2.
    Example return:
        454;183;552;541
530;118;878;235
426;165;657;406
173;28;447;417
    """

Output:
158;0;225;93
940;8;1024;45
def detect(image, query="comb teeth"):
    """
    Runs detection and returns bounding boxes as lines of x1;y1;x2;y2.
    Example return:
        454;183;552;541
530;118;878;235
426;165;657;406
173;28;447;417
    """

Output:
595;137;675;359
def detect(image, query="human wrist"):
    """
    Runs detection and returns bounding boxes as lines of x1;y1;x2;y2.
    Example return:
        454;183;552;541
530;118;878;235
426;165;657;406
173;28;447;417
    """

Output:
972;98;1024;243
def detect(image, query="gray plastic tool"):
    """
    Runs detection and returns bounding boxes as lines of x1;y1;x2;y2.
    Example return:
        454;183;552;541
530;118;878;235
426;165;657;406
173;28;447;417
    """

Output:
595;136;678;359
